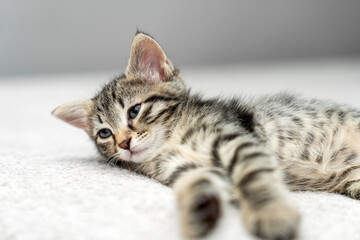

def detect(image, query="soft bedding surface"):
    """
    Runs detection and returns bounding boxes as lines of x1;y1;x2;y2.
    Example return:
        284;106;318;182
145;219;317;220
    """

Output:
1;59;360;240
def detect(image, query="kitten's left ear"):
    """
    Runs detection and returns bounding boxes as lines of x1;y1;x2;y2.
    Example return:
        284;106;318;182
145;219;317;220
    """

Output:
125;32;175;83
52;99;93;134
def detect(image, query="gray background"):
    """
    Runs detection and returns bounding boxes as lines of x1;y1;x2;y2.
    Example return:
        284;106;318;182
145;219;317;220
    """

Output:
1;0;360;76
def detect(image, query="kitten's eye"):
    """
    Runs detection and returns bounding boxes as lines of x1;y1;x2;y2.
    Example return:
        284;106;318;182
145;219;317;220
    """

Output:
98;128;112;138
129;104;141;119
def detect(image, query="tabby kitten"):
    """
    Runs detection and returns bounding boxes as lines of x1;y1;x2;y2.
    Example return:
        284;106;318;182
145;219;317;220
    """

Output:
53;32;360;240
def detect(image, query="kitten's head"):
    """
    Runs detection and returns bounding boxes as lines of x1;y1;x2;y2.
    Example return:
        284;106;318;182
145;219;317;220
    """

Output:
53;32;187;163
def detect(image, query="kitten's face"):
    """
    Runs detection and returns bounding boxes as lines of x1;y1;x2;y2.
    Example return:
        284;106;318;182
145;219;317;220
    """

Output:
91;78;184;163
53;32;186;164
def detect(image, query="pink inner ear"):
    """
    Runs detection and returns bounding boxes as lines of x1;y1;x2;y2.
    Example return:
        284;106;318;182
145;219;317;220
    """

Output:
62;114;87;129
55;106;89;130
140;40;168;82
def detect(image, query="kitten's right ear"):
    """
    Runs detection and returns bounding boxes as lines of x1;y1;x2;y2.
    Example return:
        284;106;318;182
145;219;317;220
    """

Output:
52;99;93;134
125;32;175;83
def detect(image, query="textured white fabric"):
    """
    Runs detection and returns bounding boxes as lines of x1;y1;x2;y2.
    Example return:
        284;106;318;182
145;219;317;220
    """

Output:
1;59;360;240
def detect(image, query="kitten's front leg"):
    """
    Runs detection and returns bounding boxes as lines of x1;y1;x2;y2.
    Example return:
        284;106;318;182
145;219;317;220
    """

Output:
217;134;301;240
171;167;232;238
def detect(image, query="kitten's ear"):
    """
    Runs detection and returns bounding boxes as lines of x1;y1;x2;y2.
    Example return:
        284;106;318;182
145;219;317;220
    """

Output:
52;99;93;134
125;32;175;83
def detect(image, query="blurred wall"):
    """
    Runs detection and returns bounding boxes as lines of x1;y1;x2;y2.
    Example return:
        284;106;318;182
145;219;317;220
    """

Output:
1;0;360;76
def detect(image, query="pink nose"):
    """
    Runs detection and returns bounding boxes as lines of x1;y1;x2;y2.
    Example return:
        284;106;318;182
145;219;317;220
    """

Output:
119;138;131;150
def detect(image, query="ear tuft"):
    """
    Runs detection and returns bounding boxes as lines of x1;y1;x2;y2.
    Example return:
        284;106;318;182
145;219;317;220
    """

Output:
125;33;175;83
135;29;150;37
52;99;93;133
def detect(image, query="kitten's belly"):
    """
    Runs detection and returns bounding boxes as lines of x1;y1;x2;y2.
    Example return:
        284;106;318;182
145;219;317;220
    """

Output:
264;120;360;189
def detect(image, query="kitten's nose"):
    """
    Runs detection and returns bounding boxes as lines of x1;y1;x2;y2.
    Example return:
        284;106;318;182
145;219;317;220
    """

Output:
119;138;131;150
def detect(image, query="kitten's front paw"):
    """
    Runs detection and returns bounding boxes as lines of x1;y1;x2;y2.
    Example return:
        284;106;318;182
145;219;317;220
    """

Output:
180;193;221;238
243;203;300;240
344;180;360;199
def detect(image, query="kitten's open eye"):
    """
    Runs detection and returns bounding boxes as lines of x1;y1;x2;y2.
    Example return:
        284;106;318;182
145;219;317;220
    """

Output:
98;128;112;138
129;104;141;119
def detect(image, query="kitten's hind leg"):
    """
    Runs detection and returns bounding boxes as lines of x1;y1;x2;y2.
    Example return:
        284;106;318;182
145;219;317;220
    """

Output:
172;167;232;238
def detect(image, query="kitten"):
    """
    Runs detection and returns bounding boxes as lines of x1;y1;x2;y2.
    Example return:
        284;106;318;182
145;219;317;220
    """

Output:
53;32;360;240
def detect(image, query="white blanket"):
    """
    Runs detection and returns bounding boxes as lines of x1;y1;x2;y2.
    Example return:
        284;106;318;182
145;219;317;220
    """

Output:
1;59;360;240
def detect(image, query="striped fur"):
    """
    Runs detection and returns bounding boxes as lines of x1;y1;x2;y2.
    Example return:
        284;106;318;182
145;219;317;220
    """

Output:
53;32;360;240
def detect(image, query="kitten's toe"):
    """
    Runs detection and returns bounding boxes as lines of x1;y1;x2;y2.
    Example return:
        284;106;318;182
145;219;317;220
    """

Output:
181;194;221;238
344;180;360;199
243;203;301;240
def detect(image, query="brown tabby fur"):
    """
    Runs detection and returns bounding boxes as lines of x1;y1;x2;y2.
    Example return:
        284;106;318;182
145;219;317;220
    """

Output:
53;32;360;240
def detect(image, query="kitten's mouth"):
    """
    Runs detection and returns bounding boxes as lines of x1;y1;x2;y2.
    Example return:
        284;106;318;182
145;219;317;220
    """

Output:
130;149;144;155
121;147;150;163
129;147;148;158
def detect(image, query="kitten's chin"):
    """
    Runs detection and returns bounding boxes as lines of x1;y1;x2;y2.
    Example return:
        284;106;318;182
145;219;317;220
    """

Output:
118;148;150;163
129;148;150;163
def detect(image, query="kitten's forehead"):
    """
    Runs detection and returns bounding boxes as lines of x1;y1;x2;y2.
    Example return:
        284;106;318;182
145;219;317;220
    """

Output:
91;78;140;130
92;74;186;126
94;77;148;108
93;74;184;108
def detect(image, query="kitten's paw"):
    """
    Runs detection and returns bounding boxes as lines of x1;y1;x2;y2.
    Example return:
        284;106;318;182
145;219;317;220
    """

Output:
344;180;360;199
243;203;300;240
180;194;221;238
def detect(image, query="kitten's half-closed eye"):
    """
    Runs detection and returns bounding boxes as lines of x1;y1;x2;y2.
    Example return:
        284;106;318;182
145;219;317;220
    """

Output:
129;104;141;119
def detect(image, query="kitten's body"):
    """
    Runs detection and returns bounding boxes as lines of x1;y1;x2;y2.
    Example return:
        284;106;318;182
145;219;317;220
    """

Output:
53;32;360;240
141;92;360;195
